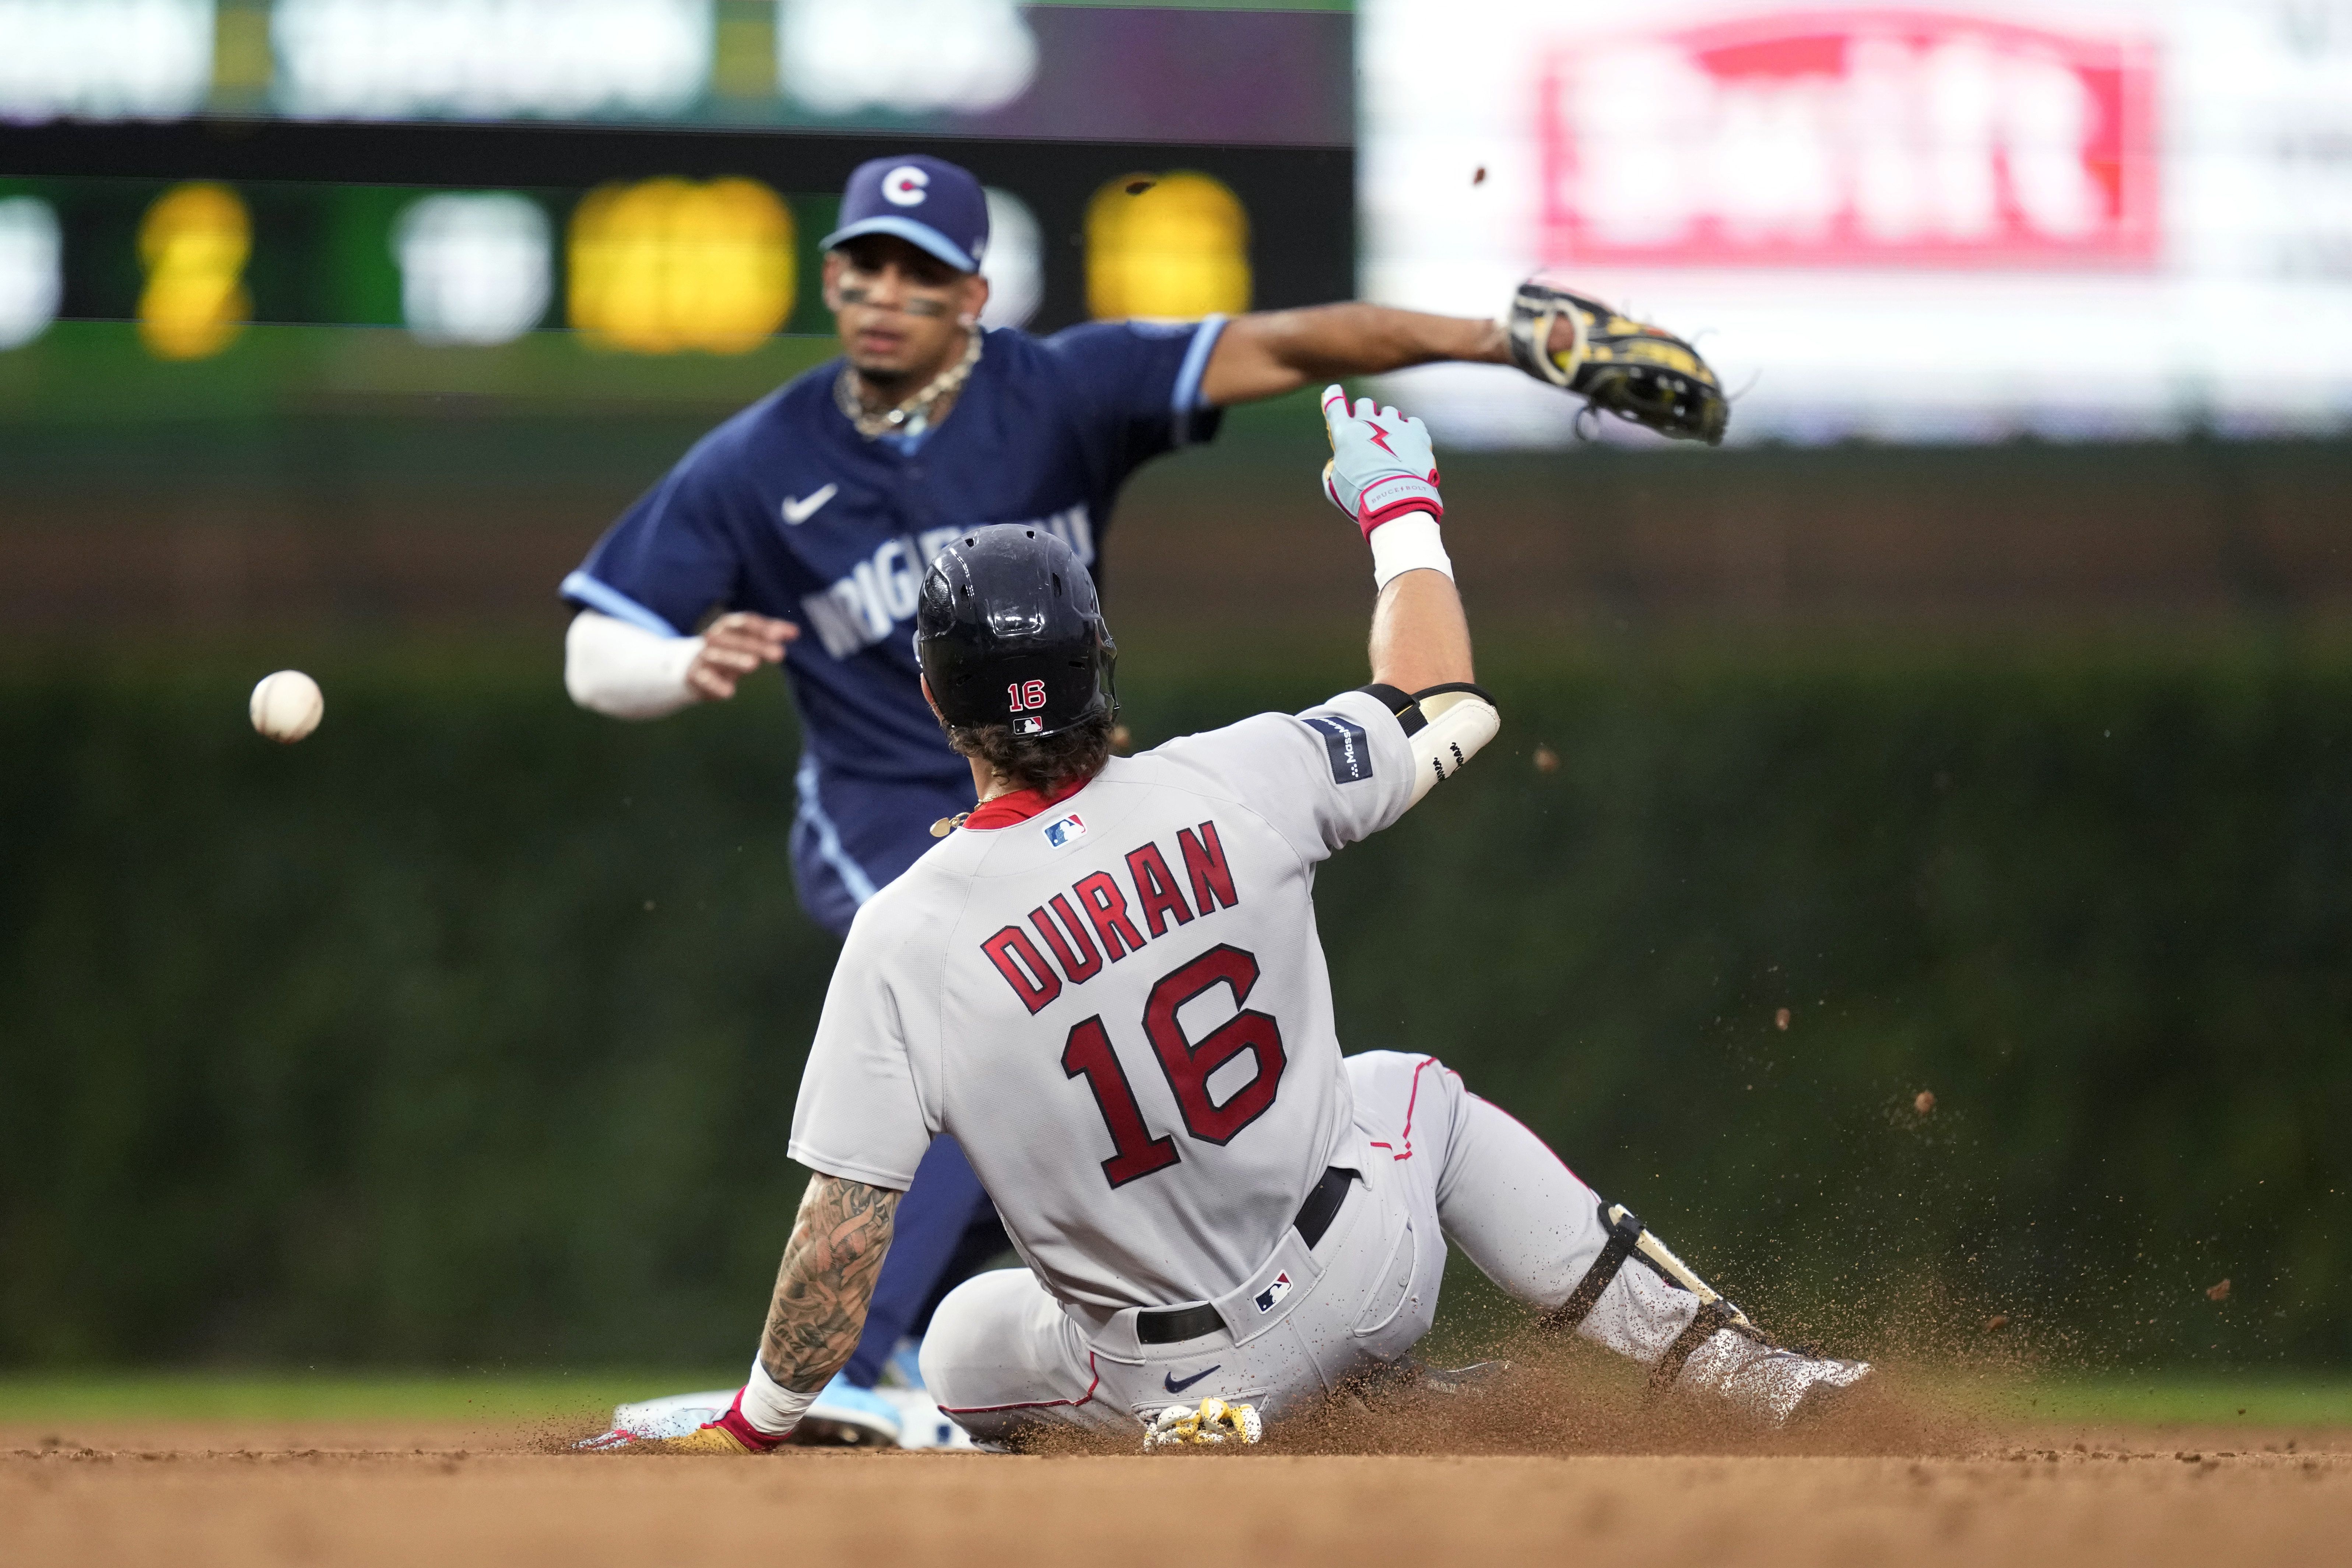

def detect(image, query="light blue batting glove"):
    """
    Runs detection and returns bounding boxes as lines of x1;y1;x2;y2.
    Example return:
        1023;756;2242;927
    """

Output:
1320;385;1444;537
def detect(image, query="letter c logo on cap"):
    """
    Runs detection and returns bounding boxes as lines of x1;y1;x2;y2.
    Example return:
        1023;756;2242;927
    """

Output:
882;166;930;207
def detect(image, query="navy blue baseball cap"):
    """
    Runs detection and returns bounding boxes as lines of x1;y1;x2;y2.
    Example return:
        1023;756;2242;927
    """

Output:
822;155;990;274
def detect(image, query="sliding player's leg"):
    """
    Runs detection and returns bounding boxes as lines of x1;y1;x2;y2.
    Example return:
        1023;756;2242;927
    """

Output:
920;1267;1136;1446
1344;1050;1869;1423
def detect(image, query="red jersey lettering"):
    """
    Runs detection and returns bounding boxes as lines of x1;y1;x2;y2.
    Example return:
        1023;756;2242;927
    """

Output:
1029;895;1105;984
1124;843;1196;939
1073;871;1148;961
983;925;1063;1014
1177;820;1239;915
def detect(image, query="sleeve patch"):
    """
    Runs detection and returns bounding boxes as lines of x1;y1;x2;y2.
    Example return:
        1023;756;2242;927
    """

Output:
1304;714;1375;784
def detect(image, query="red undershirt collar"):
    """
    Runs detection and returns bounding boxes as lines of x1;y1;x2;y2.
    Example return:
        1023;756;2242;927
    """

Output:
964;772;1092;829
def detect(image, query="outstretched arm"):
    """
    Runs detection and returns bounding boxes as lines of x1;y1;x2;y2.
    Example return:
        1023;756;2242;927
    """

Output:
1368;565;1472;695
1319;386;1495;804
1201;302;1550;407
1317;383;1472;691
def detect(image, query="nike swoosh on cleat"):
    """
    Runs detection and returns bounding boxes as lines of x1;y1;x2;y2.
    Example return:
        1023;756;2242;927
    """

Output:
781;484;838;525
1163;1365;1219;1394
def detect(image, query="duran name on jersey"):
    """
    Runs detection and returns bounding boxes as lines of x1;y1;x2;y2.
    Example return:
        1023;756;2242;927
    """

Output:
786;693;1422;1314
561;319;1226;782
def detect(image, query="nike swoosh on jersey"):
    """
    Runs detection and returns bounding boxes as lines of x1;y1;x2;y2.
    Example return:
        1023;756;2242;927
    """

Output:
781;484;839;525
1163;1365;1220;1394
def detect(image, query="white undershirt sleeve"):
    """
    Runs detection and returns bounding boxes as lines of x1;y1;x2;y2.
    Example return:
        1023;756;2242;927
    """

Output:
564;609;704;720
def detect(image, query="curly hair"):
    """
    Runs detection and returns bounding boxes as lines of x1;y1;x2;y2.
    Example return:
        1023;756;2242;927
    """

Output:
943;712;1114;797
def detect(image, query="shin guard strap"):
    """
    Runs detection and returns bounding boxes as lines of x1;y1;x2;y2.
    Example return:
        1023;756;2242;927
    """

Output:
1545;1203;1646;1332
1649;1299;1736;1393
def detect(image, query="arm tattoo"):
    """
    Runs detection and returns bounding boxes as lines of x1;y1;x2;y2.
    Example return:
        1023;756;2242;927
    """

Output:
758;1174;901;1393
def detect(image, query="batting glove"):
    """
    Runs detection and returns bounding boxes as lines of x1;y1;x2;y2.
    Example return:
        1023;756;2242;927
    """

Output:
1142;1396;1264;1450
1320;386;1443;538
576;1387;788;1454
696;1387;790;1452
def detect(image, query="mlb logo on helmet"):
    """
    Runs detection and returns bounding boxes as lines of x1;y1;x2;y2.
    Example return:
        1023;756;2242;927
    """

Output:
1254;1272;1293;1313
823;154;991;273
1042;811;1087;849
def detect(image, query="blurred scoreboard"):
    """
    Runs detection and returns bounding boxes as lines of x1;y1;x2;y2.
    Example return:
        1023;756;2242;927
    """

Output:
0;1;1354;359
0;0;1350;144
1361;0;2352;444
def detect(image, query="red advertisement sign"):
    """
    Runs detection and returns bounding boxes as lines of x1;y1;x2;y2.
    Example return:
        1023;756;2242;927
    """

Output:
1538;9;2159;268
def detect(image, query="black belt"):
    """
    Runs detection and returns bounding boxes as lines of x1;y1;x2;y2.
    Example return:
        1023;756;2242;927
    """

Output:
1135;1166;1358;1346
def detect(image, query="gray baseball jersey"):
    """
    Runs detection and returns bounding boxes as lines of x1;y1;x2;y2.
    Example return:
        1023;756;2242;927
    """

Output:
787;688;1414;1312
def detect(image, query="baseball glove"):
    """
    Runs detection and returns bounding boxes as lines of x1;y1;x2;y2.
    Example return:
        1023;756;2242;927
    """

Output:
1143;1396;1263;1450
1504;274;1728;445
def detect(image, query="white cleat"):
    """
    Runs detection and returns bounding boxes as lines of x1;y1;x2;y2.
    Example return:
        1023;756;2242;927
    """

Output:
874;1385;977;1450
577;1391;733;1450
1673;1332;1872;1425
873;1336;976;1450
595;1376;908;1449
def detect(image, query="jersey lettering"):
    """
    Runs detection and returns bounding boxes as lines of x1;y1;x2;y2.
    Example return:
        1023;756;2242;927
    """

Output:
1028;895;1104;983
799;526;963;658
1177;821;1239;915
1124;843;1194;938
1034;503;1095;566
797;516;1087;662
982;925;1063;1014
1061;1015;1182;1188
977;820;1239;1004
1144;944;1286;1145
1061;945;1289;1189
1073;872;1147;961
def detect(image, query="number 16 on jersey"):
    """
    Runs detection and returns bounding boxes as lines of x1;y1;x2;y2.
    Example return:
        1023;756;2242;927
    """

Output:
1059;944;1288;1189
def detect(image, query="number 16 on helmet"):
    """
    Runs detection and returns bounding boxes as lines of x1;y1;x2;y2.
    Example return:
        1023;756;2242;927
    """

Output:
915;525;1118;737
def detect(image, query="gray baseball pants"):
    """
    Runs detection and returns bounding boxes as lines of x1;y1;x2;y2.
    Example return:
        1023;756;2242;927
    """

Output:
920;1050;1703;1442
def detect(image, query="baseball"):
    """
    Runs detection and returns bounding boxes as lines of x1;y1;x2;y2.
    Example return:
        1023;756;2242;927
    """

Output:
249;669;324;743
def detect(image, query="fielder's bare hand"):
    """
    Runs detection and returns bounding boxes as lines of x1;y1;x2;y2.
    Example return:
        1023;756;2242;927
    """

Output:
689;613;797;701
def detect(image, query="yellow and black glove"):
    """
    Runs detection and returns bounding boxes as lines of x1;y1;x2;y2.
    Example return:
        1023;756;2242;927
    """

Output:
1143;1396;1264;1450
1505;274;1728;446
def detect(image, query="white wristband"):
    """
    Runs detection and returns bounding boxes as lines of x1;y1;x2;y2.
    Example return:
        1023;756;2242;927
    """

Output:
1368;513;1453;590
740;1358;819;1437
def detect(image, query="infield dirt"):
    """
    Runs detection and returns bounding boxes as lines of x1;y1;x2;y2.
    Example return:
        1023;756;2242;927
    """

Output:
4;1388;2346;1568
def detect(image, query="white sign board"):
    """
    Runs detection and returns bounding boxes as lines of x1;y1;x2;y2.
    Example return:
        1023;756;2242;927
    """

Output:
1360;0;2352;443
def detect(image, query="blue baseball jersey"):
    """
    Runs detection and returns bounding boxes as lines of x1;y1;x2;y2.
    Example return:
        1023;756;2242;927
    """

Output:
562;318;1227;783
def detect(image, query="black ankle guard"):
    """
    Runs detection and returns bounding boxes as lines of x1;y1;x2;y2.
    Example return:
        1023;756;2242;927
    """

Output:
1545;1203;1646;1332
1650;1298;1738;1392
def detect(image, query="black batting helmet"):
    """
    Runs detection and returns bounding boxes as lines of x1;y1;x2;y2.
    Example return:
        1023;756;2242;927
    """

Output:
915;525;1117;737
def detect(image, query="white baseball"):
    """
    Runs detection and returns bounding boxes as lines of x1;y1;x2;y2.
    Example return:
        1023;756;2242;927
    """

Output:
249;669;324;743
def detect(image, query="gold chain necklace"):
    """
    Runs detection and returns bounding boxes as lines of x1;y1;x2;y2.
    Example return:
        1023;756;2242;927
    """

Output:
931;776;1019;839
836;329;983;440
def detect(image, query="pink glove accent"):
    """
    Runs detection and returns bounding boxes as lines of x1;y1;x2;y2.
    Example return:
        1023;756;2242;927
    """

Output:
1319;387;1445;539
